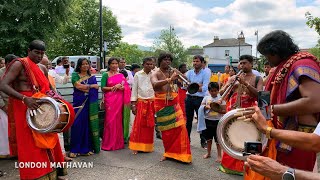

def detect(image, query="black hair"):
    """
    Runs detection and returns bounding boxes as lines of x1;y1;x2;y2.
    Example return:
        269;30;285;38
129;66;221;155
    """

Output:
193;55;204;62
61;56;69;61
142;57;153;65
264;61;271;66
178;63;186;71
157;52;173;67
107;57;119;71
131;63;140;71
75;58;91;75
208;82;219;91
239;55;254;64
257;30;299;60
230;66;237;73
119;69;128;78
57;58;62;65
29;40;46;51
4;54;17;64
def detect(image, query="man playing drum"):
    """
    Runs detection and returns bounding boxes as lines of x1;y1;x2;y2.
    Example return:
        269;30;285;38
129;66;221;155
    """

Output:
0;40;66;180
243;30;320;179
218;55;263;175
150;52;192;163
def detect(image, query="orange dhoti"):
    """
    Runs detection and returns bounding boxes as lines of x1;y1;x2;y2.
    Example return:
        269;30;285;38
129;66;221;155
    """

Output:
129;99;155;152
154;93;192;163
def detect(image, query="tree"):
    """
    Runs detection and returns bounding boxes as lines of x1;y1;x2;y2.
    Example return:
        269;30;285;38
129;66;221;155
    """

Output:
0;0;71;57
309;46;320;60
305;12;320;36
188;45;203;49
46;0;122;58
152;29;188;67
109;42;145;64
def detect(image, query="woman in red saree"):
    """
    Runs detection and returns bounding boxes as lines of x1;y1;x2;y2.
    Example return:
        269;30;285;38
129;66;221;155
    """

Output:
101;58;131;151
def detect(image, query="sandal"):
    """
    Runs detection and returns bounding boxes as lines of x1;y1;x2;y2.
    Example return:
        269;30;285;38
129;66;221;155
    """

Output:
69;153;77;158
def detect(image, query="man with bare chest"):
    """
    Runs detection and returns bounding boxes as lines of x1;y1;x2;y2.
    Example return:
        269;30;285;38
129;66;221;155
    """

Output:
0;40;66;179
151;52;192;163
218;55;263;175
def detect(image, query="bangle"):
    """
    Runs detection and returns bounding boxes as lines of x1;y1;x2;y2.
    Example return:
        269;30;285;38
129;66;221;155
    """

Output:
271;104;275;114
22;95;26;104
266;126;273;139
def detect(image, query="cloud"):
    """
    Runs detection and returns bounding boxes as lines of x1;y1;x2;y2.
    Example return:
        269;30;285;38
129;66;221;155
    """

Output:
103;0;320;54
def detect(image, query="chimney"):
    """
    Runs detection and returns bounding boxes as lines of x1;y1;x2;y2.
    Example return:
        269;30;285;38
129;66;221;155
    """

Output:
213;36;219;42
237;31;245;44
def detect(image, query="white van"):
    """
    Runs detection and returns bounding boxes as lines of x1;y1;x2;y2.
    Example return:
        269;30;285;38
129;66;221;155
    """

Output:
51;55;101;70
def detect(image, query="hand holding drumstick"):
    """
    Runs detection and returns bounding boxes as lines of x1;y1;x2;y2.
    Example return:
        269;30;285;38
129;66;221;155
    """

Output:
235;102;270;134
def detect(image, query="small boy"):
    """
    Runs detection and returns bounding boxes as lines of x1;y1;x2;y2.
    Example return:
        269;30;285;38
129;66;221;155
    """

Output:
199;82;226;162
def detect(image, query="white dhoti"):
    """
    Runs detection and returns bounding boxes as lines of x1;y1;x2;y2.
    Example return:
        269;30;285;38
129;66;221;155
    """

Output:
0;109;9;156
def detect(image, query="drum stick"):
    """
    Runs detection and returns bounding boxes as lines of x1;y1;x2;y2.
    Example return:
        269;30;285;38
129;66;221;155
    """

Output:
73;106;83;109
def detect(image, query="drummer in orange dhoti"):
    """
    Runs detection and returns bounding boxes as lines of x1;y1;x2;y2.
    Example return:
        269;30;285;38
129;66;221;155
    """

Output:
129;57;155;154
0;40;67;179
218;55;263;175
151;52;192;163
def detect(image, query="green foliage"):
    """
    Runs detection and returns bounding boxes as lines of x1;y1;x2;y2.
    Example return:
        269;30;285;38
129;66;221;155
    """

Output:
109;42;146;65
309;47;320;60
305;12;320;36
152;29;188;67
45;0;122;59
188;45;203;49
256;55;267;72
0;0;71;57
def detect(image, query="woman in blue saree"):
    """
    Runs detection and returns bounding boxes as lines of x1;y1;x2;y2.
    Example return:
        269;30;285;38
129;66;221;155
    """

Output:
69;58;100;158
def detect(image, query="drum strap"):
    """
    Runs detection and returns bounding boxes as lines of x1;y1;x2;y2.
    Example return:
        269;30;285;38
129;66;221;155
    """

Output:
74;97;88;120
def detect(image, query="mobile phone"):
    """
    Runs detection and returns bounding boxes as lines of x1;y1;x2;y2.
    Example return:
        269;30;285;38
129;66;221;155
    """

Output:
63;64;70;69
243;141;262;156
258;91;271;120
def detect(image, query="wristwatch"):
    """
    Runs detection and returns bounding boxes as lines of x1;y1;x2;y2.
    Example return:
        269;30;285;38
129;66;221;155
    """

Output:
282;168;295;180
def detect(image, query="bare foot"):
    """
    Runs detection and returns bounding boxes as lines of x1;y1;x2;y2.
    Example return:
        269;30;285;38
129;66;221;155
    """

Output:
64;156;73;162
69;153;77;158
203;154;211;159
132;151;138;155
215;157;221;163
160;156;167;162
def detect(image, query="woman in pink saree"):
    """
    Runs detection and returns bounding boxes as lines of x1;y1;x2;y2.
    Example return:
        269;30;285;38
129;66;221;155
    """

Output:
101;57;131;151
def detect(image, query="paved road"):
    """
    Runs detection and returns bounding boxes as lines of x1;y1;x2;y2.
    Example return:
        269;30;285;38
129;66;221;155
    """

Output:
0;120;243;180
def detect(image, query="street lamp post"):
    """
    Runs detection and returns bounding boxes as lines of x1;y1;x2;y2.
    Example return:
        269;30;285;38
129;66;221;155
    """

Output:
99;0;103;70
237;31;244;60
169;25;174;53
255;30;259;60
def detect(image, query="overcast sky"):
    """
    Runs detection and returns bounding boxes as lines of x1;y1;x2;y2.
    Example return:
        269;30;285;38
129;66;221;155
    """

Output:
103;0;320;55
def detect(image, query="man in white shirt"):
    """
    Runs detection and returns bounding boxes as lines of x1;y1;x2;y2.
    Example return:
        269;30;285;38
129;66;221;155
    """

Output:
40;55;71;162
128;57;155;154
119;58;134;87
55;56;74;75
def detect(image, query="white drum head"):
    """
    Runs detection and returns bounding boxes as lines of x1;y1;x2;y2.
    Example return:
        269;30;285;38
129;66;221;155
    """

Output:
217;109;268;160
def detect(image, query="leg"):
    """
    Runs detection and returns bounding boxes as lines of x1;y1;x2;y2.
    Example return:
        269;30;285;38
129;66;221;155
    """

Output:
185;96;194;139
203;140;212;159
132;150;138;155
215;143;222;162
194;97;206;147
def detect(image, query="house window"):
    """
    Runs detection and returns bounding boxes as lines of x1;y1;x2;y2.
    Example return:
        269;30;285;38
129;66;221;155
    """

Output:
225;50;230;57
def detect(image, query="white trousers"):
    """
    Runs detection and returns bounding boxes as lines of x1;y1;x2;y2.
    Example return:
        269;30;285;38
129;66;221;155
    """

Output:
0;109;9;156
